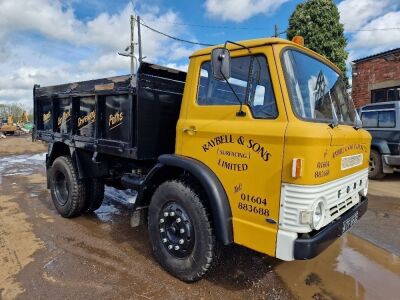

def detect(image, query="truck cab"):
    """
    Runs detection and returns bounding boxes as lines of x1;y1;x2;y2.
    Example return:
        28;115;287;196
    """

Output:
176;38;370;261
33;37;371;281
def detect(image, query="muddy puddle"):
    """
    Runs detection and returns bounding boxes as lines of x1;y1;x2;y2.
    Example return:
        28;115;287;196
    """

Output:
0;153;46;181
276;234;400;300
0;152;137;220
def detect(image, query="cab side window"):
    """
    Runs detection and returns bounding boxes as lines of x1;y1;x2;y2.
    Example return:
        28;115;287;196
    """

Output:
378;111;396;128
197;55;278;118
361;111;378;127
361;110;396;128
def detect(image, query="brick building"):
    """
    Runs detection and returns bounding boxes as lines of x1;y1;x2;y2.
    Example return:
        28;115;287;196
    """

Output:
351;48;400;108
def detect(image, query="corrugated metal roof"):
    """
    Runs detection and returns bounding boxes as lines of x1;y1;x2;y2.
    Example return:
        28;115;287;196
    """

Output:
353;48;400;63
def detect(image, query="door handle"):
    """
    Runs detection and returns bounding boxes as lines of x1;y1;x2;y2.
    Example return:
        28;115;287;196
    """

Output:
183;126;197;135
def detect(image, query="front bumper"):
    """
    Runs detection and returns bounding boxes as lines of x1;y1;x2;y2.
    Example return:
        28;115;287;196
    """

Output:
293;196;368;260
383;155;400;167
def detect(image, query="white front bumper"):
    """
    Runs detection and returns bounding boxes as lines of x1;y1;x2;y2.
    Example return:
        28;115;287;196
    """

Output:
276;168;369;261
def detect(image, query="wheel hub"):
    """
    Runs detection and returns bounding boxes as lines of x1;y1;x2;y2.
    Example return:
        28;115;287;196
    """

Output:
159;202;194;258
369;157;376;172
54;171;69;206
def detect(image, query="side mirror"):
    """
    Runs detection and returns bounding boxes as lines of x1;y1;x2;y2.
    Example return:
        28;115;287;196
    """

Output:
211;47;231;81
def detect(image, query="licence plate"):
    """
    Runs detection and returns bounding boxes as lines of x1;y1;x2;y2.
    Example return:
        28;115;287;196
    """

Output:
341;154;363;170
342;211;359;234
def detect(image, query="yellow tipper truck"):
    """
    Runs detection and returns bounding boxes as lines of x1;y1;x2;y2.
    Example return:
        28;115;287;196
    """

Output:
33;37;371;281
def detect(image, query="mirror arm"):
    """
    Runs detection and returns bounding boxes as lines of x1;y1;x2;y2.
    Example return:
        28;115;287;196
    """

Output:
223;41;252;54
220;71;246;117
222;40;261;112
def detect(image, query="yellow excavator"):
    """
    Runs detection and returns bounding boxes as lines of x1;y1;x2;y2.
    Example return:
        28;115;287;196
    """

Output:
0;115;17;135
20;111;29;124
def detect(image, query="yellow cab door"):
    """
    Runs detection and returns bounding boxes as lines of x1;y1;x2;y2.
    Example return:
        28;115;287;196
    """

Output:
175;46;288;256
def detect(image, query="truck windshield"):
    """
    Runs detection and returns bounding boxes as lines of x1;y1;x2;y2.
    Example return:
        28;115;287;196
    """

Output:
282;49;357;125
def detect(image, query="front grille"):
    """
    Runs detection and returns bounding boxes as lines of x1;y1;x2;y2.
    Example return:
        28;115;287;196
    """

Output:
329;196;354;217
279;168;368;233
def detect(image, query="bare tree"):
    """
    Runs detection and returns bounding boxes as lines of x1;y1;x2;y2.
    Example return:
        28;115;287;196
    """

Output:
0;103;29;122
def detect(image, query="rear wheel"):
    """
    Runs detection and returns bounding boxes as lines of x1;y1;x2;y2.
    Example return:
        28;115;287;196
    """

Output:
83;178;105;213
369;150;385;179
148;179;218;282
50;156;87;218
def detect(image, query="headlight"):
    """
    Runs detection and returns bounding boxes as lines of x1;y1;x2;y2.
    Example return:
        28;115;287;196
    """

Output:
299;200;325;229
359;179;368;197
312;201;324;229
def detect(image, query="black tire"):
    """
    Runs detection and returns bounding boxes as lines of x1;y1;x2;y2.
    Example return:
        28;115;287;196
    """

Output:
148;179;218;282
369;150;385;179
50;156;87;218
83;178;105;213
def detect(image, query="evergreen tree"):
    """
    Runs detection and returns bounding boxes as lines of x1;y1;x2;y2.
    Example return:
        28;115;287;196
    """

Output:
287;0;348;82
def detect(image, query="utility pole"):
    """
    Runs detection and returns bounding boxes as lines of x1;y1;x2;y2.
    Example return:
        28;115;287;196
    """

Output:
137;15;143;63
130;14;135;77
118;14;142;86
274;24;279;37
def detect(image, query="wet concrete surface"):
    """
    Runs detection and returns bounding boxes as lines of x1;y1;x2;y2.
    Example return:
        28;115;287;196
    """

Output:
0;153;399;299
351;173;400;257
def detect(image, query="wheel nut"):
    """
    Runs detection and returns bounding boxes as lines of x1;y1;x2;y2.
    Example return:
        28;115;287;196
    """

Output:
179;228;185;234
160;228;164;233
170;212;175;216
164;212;169;217
168;245;173;250
159;218;164;223
162;238;167;243
179;239;184;244
174;245;180;250
176;218;181;223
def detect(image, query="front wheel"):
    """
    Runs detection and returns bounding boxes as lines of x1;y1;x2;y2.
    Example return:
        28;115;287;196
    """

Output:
148;179;218;282
369;150;385;179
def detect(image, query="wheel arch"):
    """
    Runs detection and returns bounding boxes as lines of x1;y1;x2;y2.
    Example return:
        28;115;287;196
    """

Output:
47;143;108;182
138;154;233;245
46;142;70;168
371;139;390;154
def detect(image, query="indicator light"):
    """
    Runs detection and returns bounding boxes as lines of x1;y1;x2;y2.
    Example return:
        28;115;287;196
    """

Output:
292;158;303;178
292;36;304;46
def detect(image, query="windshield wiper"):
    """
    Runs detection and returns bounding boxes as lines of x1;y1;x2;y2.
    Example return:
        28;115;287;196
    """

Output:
353;114;363;130
327;90;339;128
329;122;339;128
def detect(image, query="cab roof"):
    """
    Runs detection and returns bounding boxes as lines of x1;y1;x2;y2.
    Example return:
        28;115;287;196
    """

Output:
189;37;341;75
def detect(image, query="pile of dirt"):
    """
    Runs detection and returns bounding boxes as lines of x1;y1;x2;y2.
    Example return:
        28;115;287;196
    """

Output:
0;135;47;156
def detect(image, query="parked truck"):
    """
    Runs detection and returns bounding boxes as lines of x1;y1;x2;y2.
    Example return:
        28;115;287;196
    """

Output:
33;37;371;281
359;101;400;179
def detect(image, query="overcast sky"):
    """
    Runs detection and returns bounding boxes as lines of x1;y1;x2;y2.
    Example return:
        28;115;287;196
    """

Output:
0;0;399;108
